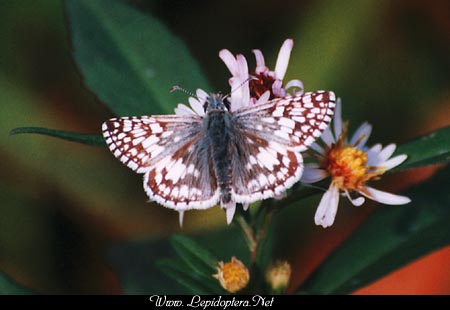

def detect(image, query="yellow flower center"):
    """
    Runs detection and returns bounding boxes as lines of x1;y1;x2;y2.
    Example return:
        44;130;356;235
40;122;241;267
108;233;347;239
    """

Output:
319;123;386;194
326;146;369;191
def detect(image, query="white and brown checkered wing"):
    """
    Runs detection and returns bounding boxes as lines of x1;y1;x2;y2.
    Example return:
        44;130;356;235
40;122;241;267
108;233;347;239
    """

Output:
231;91;335;203
102;115;219;210
235;91;336;152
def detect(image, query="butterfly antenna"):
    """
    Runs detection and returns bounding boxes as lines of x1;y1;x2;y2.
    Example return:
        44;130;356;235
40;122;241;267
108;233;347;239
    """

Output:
222;75;257;100
170;85;197;98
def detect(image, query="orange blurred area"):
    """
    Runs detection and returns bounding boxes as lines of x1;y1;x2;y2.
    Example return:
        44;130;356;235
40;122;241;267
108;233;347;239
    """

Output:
355;246;450;295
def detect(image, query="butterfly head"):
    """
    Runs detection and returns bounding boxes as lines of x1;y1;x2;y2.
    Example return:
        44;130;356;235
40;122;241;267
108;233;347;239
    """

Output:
204;93;230;113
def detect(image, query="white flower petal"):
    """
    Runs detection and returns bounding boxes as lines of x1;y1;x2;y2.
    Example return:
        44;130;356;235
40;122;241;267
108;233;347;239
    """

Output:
350;122;372;148
301;167;328;183
378;143;397;162
320;127;335;146
188;97;205;116
178;211;185;227
174;103;196;116
242;203;250;211
309;142;325;155
333;98;343;141
305;162;320;168
314;184;340;228
363;186;411;205
344;190;365;206
381;154;407;170
284;79;304;95
252;49;266;73
274;39;293;80
366;143;383;166
219;49;238;75
225;202;237;225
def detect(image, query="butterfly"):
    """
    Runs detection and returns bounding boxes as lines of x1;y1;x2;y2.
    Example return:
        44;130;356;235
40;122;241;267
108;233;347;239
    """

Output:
102;91;336;224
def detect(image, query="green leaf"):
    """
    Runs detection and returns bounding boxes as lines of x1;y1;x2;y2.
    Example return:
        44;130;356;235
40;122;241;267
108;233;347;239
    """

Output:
66;0;211;116
0;272;34;295
296;165;450;294
156;259;223;294
10;127;105;146
108;228;247;294
393;126;450;171
170;234;218;278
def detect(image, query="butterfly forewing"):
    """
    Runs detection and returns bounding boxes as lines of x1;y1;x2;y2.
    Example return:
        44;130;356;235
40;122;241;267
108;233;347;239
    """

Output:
229;91;335;202
103;115;220;210
102;115;201;173
235;91;336;152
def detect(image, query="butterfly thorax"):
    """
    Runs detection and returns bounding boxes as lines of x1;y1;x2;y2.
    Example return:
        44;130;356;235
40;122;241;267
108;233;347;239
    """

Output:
204;94;233;205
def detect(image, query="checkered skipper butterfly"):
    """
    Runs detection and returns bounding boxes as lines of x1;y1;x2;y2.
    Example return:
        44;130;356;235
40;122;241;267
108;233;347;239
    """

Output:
102;91;336;224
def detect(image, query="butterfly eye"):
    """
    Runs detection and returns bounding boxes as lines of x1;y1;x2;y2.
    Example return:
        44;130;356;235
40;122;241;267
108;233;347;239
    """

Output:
223;98;231;111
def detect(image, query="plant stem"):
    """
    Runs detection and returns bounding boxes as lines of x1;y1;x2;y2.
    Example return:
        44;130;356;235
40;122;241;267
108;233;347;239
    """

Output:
236;214;257;258
236;202;276;265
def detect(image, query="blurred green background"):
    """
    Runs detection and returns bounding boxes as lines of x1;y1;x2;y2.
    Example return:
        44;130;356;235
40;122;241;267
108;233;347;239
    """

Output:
0;0;449;294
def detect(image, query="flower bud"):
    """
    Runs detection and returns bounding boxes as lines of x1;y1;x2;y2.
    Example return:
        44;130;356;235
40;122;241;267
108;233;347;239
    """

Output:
213;257;249;293
265;260;291;293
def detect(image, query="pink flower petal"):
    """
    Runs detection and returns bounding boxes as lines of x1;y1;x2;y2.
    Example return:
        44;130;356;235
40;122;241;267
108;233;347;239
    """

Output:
274;39;293;80
363;186;411;205
252;49;266;73
219;49;238;75
229;54;250;111
174;103;195;116
196;88;209;102
255;90;271;105
314;184;340;228
284;79;304;95
188;97;205;116
272;79;285;97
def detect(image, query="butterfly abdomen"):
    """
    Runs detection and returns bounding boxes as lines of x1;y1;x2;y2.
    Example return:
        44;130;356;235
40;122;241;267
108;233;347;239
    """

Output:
205;110;233;205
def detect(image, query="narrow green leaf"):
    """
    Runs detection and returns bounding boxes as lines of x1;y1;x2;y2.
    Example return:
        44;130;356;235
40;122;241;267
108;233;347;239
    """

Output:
0;272;34;295
156;259;214;294
10;127;105;147
156;259;224;295
170;234;218;278
297;165;450;294
66;0;211;116
393;126;450;171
